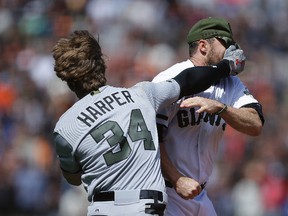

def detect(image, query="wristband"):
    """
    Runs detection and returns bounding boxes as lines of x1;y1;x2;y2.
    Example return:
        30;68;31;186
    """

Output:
216;104;227;115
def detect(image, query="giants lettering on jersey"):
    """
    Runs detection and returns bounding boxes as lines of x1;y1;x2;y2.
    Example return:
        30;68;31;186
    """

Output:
177;108;226;130
77;90;134;127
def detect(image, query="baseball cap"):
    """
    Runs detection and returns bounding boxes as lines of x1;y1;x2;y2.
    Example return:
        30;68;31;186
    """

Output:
187;17;237;48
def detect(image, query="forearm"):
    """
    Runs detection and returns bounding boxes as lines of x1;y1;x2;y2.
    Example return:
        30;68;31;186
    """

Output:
220;106;263;136
159;143;182;186
173;60;230;98
160;143;203;199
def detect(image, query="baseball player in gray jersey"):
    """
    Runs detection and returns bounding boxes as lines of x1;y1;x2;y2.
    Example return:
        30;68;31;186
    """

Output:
153;17;265;216
52;30;245;216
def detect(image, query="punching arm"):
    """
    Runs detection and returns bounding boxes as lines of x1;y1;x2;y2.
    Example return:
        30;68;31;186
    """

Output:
173;60;230;98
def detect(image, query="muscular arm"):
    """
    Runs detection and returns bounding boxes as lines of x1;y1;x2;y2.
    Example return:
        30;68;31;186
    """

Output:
159;142;181;184
219;105;263;136
160;142;202;199
180;97;264;136
173;60;230;98
54;133;82;185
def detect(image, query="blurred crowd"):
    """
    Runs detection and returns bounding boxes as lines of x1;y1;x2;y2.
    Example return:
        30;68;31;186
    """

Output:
0;0;288;215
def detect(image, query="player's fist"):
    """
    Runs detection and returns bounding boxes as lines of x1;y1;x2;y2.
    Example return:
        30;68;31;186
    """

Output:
223;45;246;75
175;176;202;200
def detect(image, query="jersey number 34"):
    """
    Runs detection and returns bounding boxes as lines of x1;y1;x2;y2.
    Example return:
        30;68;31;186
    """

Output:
90;109;155;166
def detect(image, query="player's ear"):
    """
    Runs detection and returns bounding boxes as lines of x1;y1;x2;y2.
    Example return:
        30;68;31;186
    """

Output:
198;39;209;53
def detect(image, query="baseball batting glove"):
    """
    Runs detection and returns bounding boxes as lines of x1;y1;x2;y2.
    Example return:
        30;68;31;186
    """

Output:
223;45;246;75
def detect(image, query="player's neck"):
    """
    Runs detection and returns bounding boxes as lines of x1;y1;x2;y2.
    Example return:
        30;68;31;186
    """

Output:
189;57;207;67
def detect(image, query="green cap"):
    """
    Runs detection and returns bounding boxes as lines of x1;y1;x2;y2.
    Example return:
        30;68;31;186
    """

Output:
187;17;236;47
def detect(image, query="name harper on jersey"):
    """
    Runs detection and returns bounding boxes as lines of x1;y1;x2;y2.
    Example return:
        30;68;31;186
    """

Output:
77;90;135;127
177;108;226;130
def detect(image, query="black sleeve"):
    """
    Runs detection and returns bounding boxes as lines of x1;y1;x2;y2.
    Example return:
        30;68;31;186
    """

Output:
241;103;265;125
173;60;230;98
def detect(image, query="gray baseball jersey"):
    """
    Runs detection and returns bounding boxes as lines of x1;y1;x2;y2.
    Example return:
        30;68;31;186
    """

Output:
153;59;259;215
53;80;181;202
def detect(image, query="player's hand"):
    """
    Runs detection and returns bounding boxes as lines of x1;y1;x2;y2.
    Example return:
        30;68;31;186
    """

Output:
223;45;246;75
175;176;202;200
180;96;225;114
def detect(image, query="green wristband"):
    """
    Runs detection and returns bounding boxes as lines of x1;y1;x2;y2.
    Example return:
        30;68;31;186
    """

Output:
216;104;228;115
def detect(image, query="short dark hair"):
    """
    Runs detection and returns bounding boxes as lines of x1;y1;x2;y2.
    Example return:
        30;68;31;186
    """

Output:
52;30;107;98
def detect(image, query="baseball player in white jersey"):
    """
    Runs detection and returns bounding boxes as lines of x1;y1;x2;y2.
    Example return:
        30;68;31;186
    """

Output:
52;30;246;216
153;18;265;216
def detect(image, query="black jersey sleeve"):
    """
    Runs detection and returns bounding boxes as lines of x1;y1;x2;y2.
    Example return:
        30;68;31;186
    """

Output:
241;103;265;125
173;60;230;98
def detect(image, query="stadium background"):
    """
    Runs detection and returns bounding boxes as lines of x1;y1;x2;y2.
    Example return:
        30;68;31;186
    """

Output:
0;0;287;215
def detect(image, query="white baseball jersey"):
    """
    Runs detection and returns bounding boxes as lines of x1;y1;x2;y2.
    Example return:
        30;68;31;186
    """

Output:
153;59;259;216
53;80;181;202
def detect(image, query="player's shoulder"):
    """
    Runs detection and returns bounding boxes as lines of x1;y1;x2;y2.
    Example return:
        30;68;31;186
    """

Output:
132;81;158;98
152;59;193;83
219;75;243;86
134;80;178;92
207;76;244;94
54;101;81;132
131;81;150;92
